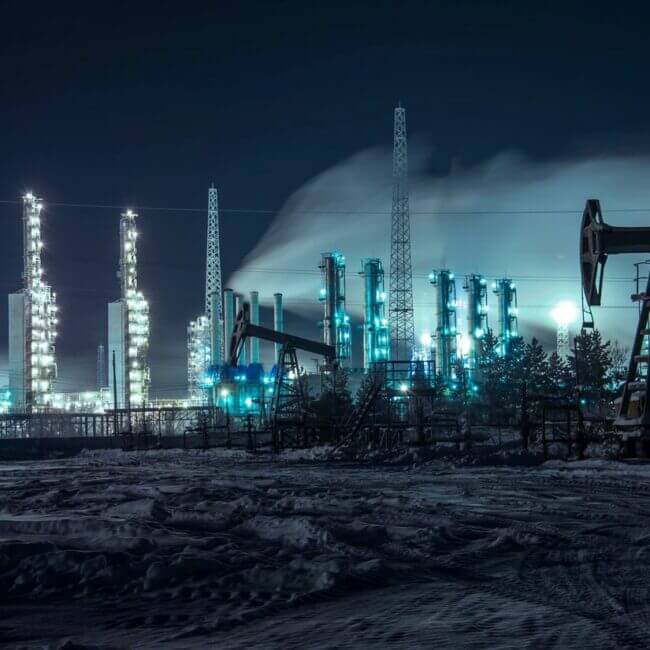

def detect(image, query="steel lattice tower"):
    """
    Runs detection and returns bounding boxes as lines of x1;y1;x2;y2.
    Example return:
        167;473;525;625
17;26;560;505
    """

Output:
389;104;415;361
205;185;222;321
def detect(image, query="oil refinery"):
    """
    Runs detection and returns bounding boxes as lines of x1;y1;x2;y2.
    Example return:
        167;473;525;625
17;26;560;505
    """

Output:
4;106;529;424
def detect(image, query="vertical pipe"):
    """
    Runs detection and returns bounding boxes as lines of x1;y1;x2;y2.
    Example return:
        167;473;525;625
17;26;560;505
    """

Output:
273;293;283;363
363;259;374;369
234;294;246;365
250;291;260;364
322;255;336;347
223;288;234;364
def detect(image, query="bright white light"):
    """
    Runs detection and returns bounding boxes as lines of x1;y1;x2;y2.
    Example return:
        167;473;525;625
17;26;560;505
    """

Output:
459;334;472;356
399;383;409;393
419;332;432;347
220;388;230;398
551;301;578;327
245;397;253;407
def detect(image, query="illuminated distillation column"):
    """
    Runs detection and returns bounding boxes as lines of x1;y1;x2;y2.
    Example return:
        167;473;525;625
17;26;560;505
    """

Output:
463;274;489;371
360;258;390;369
492;279;518;356
120;210;150;408
23;193;58;410
319;252;351;362
187;316;210;404
429;270;458;384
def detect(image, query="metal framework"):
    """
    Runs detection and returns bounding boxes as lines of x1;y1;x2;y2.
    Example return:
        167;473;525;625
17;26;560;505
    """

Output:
206;186;223;323
579;199;650;442
389;105;415;361
22;193;57;411
229;302;336;449
187;186;223;400
119;210;150;408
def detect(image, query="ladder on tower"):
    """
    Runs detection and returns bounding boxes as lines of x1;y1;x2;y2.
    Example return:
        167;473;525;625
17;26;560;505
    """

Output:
329;370;385;456
616;274;650;437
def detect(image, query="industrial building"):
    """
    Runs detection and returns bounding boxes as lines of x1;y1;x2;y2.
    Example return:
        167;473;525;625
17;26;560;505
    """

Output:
8;193;58;412
492;279;519;356
319;251;351;363
107;209;150;409
3;107;527;424
463;274;489;375
429;270;458;385
360;258;390;369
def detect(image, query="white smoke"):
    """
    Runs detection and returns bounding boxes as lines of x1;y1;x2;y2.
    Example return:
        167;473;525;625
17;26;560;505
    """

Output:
230;144;650;349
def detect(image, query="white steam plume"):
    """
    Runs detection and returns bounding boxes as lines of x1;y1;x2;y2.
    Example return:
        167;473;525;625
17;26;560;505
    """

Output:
230;144;650;349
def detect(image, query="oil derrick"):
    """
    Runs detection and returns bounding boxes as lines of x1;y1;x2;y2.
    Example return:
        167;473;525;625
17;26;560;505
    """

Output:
389;104;415;361
271;345;310;451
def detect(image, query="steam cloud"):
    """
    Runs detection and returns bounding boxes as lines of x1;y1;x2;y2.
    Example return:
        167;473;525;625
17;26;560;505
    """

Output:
230;144;650;351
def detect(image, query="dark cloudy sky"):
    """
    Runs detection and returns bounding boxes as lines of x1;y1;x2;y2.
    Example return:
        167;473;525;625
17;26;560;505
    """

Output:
1;1;649;395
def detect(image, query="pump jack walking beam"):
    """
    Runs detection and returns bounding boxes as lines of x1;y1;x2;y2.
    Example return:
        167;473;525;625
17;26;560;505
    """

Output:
229;303;336;367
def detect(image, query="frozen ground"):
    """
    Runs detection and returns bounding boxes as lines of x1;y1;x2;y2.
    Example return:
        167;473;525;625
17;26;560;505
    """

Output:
2;447;650;649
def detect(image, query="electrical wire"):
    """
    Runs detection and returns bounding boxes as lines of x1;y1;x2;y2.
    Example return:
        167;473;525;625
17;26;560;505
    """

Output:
1;198;650;216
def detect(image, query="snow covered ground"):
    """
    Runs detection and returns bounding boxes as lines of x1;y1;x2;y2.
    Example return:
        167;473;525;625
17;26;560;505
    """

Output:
2;447;650;648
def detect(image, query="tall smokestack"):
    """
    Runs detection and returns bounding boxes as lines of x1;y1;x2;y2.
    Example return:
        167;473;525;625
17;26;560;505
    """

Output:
250;291;260;364
223;288;234;364
273;292;283;363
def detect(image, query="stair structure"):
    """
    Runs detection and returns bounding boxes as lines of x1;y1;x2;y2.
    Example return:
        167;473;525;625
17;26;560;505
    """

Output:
329;370;385;456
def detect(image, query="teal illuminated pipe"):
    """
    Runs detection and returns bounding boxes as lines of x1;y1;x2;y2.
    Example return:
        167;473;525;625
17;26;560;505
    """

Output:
361;258;389;369
429;270;457;384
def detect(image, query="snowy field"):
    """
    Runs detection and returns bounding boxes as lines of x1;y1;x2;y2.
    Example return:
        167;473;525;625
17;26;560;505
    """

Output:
2;448;650;649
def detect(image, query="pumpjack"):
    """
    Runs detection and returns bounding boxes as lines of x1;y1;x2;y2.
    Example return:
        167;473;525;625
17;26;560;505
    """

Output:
229;303;336;451
580;199;650;448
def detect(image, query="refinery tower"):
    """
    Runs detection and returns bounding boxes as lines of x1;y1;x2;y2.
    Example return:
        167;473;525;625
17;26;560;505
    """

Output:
108;209;150;409
8;193;58;412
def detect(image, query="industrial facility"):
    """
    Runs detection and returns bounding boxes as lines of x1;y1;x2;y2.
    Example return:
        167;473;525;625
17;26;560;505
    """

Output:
2;105;527;426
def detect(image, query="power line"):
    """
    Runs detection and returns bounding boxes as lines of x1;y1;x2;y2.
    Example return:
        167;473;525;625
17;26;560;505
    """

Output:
1;198;650;216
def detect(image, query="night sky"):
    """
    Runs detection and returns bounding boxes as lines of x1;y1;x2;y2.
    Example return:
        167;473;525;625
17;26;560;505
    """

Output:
1;1;649;395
